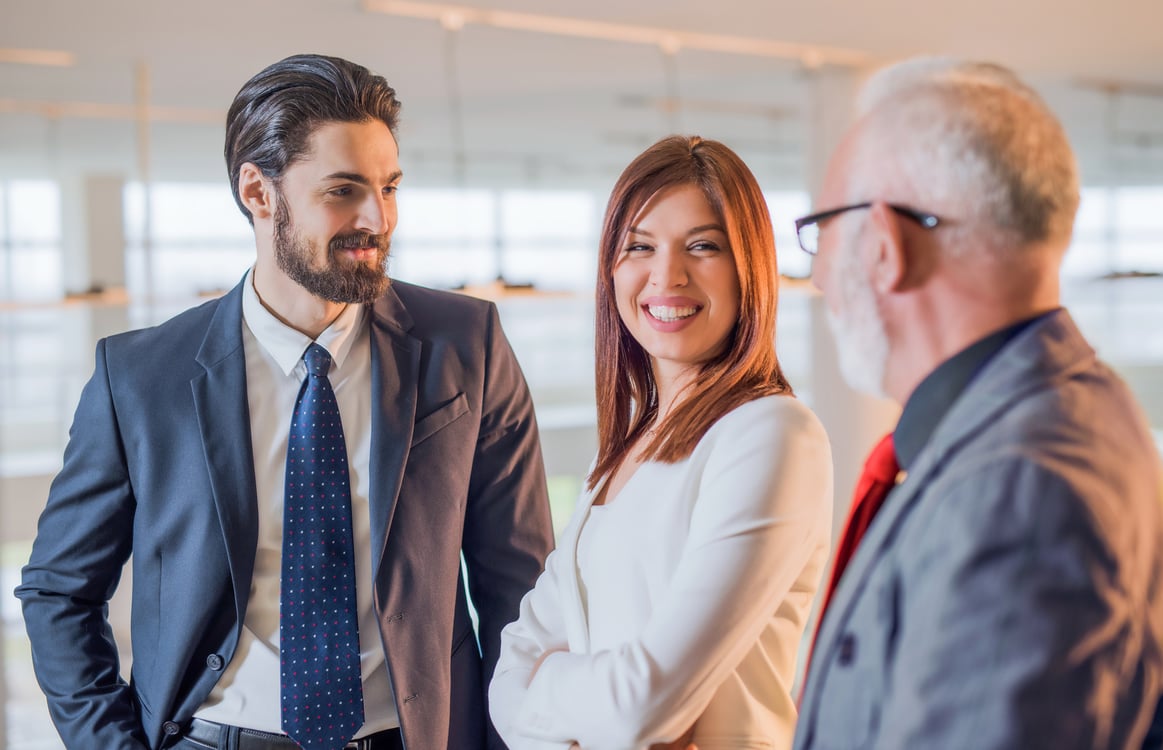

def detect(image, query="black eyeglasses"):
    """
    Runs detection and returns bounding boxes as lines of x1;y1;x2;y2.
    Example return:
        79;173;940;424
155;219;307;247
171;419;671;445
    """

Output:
794;202;941;255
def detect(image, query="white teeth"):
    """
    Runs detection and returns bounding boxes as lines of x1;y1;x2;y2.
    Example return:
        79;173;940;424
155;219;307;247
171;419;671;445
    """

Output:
647;305;698;322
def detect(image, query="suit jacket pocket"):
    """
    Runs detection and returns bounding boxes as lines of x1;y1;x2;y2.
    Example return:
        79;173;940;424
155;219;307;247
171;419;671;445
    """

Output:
411;393;469;447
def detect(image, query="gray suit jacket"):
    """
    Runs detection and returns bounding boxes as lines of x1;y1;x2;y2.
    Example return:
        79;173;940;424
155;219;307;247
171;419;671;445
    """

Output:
17;277;555;750
795;309;1163;750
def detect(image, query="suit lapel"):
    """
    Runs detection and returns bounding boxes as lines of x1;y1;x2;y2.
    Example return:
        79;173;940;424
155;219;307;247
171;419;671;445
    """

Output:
560;487;600;652
802;309;1095;719
367;286;421;575
191;279;259;623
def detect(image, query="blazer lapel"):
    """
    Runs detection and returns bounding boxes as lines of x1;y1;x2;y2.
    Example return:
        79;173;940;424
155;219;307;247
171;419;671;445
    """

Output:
191;279;259;623
367;286;421;575
802;309;1094;717
560;487;600;653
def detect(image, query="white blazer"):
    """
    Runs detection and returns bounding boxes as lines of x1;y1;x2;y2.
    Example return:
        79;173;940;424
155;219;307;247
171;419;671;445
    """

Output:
490;395;834;750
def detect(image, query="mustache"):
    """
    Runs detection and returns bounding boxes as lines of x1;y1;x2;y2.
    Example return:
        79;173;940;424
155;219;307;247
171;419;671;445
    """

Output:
329;232;391;253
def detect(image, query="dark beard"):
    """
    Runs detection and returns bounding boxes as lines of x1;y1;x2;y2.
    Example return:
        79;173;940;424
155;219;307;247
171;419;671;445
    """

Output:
273;195;391;304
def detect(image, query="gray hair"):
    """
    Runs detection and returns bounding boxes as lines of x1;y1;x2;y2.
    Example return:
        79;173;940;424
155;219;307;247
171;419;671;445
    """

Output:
852;57;1079;250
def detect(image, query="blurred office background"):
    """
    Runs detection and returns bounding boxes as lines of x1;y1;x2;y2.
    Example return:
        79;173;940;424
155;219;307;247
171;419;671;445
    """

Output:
2;0;1162;746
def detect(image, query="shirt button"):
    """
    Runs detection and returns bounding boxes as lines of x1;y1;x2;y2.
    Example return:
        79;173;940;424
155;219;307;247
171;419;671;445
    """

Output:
206;653;225;671
162;721;181;735
837;633;858;666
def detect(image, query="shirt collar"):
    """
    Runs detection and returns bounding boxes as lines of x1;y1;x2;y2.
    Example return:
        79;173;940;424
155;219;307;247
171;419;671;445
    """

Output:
241;266;366;377
893;310;1057;470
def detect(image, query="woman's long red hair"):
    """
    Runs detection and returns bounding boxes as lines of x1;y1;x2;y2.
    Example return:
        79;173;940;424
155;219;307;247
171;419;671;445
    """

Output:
588;135;792;491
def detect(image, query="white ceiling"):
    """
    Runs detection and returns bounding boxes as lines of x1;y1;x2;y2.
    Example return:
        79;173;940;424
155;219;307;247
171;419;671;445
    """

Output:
2;0;1162;191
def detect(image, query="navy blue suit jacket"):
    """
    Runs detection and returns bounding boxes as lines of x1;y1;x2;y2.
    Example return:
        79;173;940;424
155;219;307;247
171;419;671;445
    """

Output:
17;277;554;749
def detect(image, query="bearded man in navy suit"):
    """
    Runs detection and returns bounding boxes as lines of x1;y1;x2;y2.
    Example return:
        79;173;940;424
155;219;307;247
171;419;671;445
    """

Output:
17;54;554;750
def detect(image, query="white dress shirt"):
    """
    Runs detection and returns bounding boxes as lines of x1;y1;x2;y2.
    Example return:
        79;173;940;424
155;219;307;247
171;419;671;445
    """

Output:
490;395;834;750
195;268;398;735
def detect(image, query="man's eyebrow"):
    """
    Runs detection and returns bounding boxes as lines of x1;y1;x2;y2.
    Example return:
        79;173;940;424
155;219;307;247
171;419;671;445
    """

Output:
322;170;403;184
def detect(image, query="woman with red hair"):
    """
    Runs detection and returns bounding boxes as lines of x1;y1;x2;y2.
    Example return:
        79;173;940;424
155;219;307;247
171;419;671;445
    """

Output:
490;135;833;749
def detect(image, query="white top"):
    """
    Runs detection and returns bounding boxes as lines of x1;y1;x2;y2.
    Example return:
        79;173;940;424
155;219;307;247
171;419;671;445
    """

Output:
490;395;834;750
194;268;399;735
575;503;611;618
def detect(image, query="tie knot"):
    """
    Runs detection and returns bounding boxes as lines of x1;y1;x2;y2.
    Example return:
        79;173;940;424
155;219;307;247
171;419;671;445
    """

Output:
303;343;332;378
864;432;900;484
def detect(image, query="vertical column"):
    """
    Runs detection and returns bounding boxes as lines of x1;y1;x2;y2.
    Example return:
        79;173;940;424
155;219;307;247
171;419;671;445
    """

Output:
802;67;901;534
805;68;864;208
60;174;127;296
793;64;900;689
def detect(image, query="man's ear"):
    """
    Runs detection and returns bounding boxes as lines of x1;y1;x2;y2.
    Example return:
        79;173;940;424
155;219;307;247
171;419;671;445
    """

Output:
238;163;275;221
866;202;907;294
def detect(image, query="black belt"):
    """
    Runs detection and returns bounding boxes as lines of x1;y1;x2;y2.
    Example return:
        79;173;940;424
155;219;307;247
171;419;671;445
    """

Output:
182;718;403;750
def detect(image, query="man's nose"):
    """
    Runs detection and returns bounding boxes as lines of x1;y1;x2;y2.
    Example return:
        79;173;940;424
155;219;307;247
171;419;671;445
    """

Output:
356;194;393;235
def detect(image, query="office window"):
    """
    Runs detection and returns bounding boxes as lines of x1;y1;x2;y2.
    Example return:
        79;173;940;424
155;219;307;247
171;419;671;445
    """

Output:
764;189;814;397
391;188;497;288
766;190;812;280
0;180;63;301
1064;187;1114;278
1066;186;1163;278
124;182;253;298
392;188;600;291
499;190;598;291
1114;187;1163;273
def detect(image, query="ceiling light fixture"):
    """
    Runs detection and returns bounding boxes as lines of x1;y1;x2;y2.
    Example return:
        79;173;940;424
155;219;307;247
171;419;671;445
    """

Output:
0;48;76;67
0;98;222;124
1075;77;1163;99
362;0;872;68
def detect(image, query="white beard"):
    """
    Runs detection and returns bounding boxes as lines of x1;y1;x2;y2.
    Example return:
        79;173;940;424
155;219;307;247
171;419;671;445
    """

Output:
826;248;890;398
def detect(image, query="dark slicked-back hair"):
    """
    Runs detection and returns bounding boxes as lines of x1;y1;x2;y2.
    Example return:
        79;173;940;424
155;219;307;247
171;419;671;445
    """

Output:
224;53;402;223
588;135;793;491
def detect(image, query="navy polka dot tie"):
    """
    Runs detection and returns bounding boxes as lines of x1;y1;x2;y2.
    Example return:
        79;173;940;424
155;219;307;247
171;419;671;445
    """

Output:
280;343;364;750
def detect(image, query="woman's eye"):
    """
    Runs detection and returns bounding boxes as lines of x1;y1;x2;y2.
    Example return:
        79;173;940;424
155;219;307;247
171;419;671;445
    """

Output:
623;244;651;253
328;187;353;198
690;241;720;253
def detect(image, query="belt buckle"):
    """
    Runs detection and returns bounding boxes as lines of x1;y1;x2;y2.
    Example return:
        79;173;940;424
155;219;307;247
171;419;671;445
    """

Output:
345;737;370;750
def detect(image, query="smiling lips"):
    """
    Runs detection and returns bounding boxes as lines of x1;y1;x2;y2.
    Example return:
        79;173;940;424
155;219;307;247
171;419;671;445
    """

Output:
335;246;380;263
332;233;386;263
648;304;698;322
642;296;703;330
332;244;381;265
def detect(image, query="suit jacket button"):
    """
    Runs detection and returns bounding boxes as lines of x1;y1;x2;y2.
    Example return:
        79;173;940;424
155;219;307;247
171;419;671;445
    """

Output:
206;653;225;671
162;721;181;736
838;633;857;666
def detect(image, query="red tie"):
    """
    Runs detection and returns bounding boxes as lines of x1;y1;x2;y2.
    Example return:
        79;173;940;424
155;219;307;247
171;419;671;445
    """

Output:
803;433;900;683
821;433;900;611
